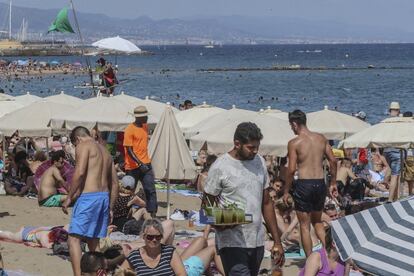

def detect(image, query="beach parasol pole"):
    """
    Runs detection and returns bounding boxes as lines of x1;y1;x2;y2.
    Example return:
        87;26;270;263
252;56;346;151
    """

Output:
166;178;171;219
69;0;95;96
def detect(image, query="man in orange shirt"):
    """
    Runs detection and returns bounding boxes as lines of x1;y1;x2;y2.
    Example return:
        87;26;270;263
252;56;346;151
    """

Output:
123;106;157;217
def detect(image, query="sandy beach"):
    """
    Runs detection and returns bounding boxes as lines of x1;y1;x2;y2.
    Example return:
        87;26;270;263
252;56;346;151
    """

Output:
0;191;301;275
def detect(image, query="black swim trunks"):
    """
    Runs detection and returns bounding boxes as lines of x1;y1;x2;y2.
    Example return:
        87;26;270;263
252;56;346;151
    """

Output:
292;179;327;212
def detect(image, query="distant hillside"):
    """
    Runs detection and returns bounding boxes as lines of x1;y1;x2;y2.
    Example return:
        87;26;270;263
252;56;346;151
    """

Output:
1;2;414;44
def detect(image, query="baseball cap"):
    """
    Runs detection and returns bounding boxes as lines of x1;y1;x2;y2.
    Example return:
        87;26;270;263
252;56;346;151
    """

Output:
121;175;136;190
389;102;400;110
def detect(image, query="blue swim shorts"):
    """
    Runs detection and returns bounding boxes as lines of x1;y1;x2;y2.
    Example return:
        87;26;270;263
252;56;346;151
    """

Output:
183;256;204;276
69;192;109;238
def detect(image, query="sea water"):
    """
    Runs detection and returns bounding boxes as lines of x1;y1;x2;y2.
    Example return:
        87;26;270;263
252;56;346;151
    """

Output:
2;44;414;123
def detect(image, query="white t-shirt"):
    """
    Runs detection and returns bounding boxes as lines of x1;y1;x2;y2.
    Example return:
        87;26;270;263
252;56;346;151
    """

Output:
204;153;269;250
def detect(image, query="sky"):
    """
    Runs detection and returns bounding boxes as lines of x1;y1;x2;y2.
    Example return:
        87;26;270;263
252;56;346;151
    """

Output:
4;0;414;32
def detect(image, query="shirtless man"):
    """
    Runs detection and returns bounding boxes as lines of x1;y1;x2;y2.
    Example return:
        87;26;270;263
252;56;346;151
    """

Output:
38;151;67;207
336;158;357;190
62;126;118;276
283;110;337;257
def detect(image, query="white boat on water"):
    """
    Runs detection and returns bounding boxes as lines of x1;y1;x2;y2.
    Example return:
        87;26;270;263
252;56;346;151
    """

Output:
204;41;215;48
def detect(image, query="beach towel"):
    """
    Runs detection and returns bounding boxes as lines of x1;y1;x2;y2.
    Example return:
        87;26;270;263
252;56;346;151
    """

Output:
69;192;109;238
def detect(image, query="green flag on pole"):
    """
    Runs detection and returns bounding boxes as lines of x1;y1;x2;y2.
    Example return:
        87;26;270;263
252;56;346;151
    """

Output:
48;8;75;33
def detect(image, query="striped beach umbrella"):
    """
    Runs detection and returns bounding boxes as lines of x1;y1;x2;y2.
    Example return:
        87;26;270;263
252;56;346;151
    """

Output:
331;197;414;276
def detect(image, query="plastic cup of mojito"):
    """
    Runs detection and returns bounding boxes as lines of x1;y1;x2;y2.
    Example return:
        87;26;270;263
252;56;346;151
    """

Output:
204;207;213;216
222;209;235;224
236;208;245;223
212;208;223;224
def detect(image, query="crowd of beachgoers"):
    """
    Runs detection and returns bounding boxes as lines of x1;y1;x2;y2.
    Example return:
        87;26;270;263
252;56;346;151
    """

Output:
0;58;86;79
0;99;412;276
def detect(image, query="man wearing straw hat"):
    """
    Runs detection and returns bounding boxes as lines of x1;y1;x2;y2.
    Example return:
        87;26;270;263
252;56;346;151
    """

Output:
384;101;402;202
123;106;158;217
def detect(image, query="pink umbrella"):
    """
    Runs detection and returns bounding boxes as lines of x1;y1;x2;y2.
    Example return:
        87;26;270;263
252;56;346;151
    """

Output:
34;160;74;193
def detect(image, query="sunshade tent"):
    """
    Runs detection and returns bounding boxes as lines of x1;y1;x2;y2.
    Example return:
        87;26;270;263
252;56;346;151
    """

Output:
339;117;414;149
332;197;414;276
92;36;142;53
0;100;75;137
190;113;295;156
148;105;197;219
0;100;24;118
307;106;371;140
50;96;141;131
14;92;42;106
185;106;256;139
45;91;84;107
175;102;225;132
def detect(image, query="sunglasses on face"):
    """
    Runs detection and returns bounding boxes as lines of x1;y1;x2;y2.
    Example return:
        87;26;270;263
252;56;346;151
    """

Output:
145;234;162;241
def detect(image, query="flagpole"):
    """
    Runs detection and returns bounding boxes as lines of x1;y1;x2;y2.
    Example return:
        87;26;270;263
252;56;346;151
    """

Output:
69;0;96;96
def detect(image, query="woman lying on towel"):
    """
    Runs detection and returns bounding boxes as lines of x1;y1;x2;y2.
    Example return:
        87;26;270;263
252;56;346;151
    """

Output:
0;225;68;248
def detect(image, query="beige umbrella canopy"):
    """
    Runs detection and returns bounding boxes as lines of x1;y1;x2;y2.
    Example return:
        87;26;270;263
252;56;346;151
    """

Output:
175;102;225;132
307;106;371;140
0;93;14;100
45;91;84;107
184;105;256;138
115;94;178;122
259;106;283;114
339;117;414;149
14;92;42;106
190;113;294;156
113;91;142;105
0;100;25;118
0;100;75;137
50;96;140;131
139;96;179;119
259;106;288;120
148;105;197;218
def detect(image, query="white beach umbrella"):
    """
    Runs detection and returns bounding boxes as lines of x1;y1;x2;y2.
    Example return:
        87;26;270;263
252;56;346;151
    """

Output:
307;106;371;140
0;100;25;118
113;91;142;105
50;96;147;131
175;102;225;132
0;100;75;137
339;117;414;149
185;105;256;138
136;96;179;122
92;36;142;53
259;106;289;120
45;91;84;107
0;93;14;100
260;106;283;114
113;94;179;121
14;92;42;106
149;105;197;219
190;113;294;156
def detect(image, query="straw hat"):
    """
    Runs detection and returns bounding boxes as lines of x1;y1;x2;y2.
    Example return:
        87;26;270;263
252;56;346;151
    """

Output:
389;102;400;110
134;106;148;117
